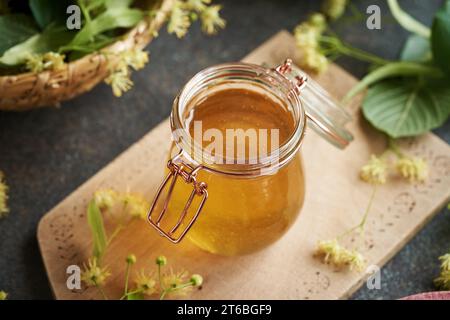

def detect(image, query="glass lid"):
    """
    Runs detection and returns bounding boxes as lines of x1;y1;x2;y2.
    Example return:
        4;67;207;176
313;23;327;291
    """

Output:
272;59;354;149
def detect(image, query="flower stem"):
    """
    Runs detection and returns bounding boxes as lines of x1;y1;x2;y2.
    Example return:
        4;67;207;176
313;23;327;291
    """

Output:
124;262;132;297
387;0;431;38
387;138;405;158
319;35;391;66
159;282;194;300
337;186;377;240
120;289;142;300
95;283;108;300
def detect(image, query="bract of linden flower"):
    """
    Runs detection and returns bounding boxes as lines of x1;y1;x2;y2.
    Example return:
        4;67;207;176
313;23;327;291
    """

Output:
315;239;366;272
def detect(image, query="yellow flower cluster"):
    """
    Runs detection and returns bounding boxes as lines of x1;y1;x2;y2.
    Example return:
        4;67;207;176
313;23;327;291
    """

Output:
104;48;149;97
315;239;366;271
294;13;329;74
0;290;7;300
200;5;226;35
93;188;150;220
360;151;428;185
81;258;111;287
396;157;428;183
135;269;157;296
322;0;348;20
360;155;387;185
435;254;450;290
122;193;150;219
167;0;225;38
167;0;191;38
0;171;9;218
131;255;203;299
25;52;66;73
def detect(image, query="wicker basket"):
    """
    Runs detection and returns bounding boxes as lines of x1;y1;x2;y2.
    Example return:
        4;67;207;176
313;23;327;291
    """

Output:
0;0;173;111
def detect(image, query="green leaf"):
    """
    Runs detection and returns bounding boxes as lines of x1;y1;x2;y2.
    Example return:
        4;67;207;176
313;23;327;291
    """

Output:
87;199;108;261
29;0;72;29
344;62;443;101
69;7;143;46
0;14;39;56
105;0;134;9
387;0;431;38
0;24;75;66
400;35;431;62
362;78;450;138
126;292;144;300
431;0;450;75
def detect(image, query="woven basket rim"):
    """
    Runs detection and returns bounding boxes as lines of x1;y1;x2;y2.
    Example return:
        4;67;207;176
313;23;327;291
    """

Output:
0;0;172;81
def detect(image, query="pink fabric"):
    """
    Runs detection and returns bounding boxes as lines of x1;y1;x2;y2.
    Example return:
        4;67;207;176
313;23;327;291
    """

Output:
401;291;450;300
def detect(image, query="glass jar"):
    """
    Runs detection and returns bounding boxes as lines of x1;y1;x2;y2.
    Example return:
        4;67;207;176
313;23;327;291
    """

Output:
147;59;353;256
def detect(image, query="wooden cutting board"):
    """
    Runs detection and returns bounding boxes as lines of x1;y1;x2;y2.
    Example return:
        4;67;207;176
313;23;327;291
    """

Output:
38;31;450;300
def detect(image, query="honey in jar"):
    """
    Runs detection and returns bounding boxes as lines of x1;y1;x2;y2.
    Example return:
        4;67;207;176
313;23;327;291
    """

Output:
148;60;353;256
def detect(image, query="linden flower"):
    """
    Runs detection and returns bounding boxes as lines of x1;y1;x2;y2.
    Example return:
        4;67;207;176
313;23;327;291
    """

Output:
190;274;203;287
200;5;226;35
121;48;149;71
360;155;387;185
0;290;7;300
396;157;428;183
315;239;366;272
438;253;450;272
185;0;211;12
434;269;450;290
122;193;150;219
43;52;66;71
25;54;45;73
322;0;348;20
294;13;328;74
168;0;191;38
104;69;133;97
135;269;157;296
25;52;65;73
294;24;320;49
161;269;192;297
303;47;329;74
81;258;111;287
94;189;119;210
308;13;327;32
0;171;9;218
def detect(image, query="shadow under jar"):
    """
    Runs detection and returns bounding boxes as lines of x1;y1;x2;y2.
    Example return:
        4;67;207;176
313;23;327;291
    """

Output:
148;59;353;256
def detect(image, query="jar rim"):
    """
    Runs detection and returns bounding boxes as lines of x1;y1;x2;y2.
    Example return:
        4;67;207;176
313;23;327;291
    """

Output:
170;62;306;177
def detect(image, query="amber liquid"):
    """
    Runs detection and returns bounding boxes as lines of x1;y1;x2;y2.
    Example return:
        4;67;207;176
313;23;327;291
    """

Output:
165;88;305;255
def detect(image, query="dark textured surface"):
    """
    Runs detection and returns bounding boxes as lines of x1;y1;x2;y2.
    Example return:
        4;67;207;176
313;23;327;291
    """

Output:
0;0;448;300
